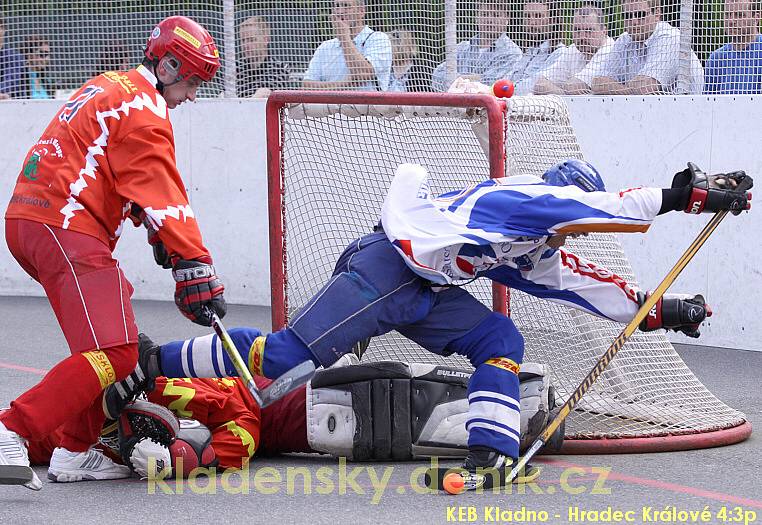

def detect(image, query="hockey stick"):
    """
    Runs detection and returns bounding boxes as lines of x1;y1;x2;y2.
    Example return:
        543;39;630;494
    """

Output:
507;209;731;483
210;312;317;407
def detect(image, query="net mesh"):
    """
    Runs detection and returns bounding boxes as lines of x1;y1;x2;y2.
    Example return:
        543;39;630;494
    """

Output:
273;93;747;442
0;0;756;99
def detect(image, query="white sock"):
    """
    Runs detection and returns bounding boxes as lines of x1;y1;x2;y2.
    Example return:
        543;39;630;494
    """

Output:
0;421;9;433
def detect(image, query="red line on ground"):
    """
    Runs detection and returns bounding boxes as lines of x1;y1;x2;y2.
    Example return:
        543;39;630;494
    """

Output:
538;458;762;509
0;360;47;376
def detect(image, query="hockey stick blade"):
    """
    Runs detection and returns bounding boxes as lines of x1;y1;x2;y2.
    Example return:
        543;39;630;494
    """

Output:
259;360;316;407
209;312;264;407
0;465;34;486
507;210;731;483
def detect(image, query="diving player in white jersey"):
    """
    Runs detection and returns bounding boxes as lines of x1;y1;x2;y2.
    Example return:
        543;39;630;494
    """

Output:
130;159;752;491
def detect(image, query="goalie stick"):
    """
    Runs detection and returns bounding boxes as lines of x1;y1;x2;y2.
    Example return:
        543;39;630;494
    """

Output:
506;206;743;485
210;312;316;408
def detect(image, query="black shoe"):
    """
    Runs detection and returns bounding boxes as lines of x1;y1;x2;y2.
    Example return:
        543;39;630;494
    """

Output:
102;333;163;419
425;446;541;492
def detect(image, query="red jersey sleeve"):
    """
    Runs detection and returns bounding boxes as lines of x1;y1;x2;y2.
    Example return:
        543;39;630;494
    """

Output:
110;124;209;261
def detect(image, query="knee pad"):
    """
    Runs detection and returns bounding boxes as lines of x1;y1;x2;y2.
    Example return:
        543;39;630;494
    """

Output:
305;360;562;460
448;312;525;367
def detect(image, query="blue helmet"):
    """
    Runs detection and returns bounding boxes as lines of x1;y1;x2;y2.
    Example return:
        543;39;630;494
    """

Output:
542;159;606;192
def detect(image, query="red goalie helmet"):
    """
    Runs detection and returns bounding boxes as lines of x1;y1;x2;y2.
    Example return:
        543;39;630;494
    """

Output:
145;16;220;83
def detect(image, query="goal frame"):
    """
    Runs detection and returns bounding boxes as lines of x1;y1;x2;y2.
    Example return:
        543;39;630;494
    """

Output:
264;90;751;454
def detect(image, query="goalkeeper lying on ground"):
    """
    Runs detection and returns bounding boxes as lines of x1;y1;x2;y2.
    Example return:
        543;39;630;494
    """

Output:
22;330;560;478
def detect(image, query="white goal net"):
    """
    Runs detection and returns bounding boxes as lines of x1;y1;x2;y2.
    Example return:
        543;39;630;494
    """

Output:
267;91;749;452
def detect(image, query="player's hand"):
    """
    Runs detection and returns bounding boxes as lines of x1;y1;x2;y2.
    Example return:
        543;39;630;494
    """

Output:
673;162;753;215
638;292;711;338
172;256;226;326
130;204;172;268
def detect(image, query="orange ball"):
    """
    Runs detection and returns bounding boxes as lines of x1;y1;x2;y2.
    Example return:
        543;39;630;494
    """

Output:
443;472;466;495
493;79;515;98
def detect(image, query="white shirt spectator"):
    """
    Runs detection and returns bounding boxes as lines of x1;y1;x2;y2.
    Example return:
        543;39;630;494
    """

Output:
304;25;392;91
538;37;615;86
511;40;567;95
586;21;704;93
431;34;522;92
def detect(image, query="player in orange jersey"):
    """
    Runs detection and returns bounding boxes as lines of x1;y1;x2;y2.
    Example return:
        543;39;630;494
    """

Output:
0;16;227;490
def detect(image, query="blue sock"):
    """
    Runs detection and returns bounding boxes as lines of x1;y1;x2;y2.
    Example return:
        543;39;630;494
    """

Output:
466;360;521;459
159;326;319;380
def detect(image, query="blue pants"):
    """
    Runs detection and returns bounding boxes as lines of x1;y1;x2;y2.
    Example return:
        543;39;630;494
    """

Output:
161;231;526;457
285;232;525;457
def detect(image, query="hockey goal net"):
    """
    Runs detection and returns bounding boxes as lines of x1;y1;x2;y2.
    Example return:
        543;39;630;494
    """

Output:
266;91;750;453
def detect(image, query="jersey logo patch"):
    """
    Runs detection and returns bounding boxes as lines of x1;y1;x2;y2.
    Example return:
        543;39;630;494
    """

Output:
58;85;104;123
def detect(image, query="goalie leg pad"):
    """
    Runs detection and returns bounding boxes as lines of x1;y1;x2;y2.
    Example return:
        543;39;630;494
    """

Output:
307;361;468;461
307;361;563;460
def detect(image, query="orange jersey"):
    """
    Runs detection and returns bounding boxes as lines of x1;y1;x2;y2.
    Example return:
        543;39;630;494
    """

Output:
6;66;208;258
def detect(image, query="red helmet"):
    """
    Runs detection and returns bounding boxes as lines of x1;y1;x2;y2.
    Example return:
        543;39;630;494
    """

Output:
145;16;220;83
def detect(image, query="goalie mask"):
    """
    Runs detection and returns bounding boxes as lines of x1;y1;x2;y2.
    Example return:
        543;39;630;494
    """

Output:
170;419;218;477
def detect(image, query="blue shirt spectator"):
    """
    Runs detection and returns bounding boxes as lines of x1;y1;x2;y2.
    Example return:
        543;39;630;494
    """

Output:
705;36;762;93
704;0;762;93
0;15;25;99
303;0;391;91
510;0;566;95
431;0;521;92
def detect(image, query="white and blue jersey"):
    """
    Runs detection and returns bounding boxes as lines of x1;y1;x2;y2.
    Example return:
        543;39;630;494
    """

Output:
382;163;662;323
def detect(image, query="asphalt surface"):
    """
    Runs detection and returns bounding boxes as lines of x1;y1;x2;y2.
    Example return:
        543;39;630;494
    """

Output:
0;296;760;525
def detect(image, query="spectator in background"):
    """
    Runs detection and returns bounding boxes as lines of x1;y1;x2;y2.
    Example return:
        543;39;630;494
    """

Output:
510;0;566;95
534;5;614;95
237;15;291;98
303;0;392;91
704;0;762;93
388;29;432;92
589;0;703;94
92;40;131;76
431;0;521;92
0;13;25;99
21;35;54;99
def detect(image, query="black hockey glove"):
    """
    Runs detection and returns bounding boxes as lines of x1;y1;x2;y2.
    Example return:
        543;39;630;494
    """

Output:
130;204;172;269
637;292;711;338
672;163;753;215
172;256;226;326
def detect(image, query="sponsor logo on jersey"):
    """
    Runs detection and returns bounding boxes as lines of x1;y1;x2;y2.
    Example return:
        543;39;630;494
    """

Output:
102;71;137;94
560;250;639;303
58;85;104;123
9;193;50;208
22;153;41;181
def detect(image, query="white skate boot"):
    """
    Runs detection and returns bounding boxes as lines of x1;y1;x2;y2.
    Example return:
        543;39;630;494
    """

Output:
0;421;42;490
48;447;132;482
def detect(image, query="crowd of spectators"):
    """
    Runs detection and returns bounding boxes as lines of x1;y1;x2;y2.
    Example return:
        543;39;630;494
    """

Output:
1;0;761;100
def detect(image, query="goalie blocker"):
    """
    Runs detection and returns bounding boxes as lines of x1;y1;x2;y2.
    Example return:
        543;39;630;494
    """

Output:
307;361;563;460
